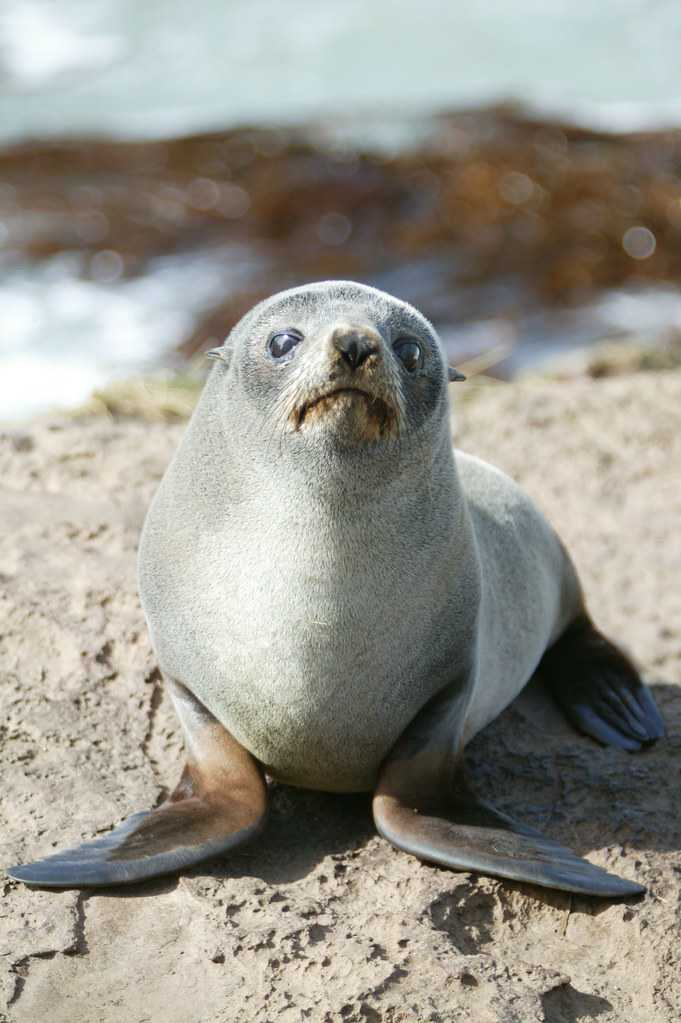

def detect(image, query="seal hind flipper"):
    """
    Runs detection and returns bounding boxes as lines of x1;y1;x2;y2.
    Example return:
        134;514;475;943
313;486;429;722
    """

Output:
7;681;267;888
373;687;644;898
541;615;665;751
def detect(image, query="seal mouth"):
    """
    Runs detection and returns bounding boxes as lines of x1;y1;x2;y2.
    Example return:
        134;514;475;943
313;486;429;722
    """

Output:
293;386;395;433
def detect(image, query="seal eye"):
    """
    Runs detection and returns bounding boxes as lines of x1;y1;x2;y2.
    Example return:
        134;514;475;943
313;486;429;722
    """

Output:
393;339;422;373
268;330;303;362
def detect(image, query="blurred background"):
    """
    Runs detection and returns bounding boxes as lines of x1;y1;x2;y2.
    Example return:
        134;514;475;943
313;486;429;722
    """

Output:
3;0;681;419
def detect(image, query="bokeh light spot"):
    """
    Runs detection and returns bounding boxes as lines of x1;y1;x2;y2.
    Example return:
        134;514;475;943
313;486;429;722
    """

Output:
316;212;352;246
622;226;656;260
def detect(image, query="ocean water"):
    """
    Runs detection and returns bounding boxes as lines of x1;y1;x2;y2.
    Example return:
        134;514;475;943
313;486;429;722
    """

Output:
2;0;681;142
2;0;681;420
0;245;264;420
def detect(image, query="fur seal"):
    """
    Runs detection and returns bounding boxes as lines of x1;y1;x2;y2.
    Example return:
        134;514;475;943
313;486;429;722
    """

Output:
8;280;664;894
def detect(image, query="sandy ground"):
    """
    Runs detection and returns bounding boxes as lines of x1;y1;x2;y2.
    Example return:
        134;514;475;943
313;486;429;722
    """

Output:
1;370;680;1023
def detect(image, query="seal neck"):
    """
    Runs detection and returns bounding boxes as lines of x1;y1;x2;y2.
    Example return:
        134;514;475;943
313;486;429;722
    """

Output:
178;370;470;531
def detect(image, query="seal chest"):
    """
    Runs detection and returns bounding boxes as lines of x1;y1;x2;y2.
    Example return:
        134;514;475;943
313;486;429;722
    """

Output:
140;464;469;792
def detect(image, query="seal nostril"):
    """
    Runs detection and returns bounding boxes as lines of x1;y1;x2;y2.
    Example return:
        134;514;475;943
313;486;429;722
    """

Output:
334;335;376;370
341;339;360;368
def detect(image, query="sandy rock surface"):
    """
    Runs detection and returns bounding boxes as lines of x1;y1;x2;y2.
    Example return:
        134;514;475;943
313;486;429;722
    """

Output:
1;372;680;1023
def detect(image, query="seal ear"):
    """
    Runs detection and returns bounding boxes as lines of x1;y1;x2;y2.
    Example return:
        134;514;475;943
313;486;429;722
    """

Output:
206;344;232;367
448;367;466;383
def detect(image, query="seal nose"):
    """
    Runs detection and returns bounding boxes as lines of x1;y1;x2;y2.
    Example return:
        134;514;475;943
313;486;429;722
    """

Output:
332;329;378;371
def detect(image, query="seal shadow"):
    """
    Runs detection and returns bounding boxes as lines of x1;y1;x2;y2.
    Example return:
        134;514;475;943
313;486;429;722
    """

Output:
71;789;374;900
73;675;678;900
201;787;375;885
467;675;681;862
184;674;678;895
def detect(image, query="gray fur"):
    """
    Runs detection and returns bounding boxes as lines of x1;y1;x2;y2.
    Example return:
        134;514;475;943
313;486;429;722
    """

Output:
138;280;582;793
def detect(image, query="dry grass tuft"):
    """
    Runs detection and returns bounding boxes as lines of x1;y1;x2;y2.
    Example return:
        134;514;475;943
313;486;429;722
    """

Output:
70;370;204;422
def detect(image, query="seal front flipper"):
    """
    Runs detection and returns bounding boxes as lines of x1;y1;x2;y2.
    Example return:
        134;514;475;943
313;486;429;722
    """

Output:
373;689;644;898
541;615;665;752
7;681;267;888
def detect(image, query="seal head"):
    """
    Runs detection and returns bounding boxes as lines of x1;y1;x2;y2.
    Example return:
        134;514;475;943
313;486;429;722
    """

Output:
206;281;452;484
